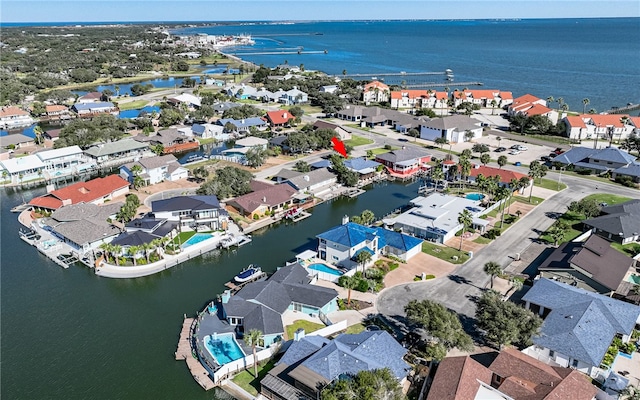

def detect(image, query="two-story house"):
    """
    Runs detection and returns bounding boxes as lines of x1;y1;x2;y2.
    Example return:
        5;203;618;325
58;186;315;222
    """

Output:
151;195;228;232
120;154;188;185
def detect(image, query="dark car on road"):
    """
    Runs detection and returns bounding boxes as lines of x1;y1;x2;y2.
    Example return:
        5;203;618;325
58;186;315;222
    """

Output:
495;146;507;152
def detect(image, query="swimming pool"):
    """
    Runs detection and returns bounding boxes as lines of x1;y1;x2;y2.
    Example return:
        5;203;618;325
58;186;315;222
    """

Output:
627;274;640;285
466;193;485;201
183;233;212;248
204;333;246;365
308;263;343;276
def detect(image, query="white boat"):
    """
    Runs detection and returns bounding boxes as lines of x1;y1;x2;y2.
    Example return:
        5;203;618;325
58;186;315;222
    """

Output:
284;208;302;219
234;265;262;283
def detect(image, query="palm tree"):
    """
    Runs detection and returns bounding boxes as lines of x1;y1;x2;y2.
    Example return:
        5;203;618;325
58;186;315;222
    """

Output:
497;155;508;169
495;186;511;228
356;250;373;274
582;98;590;114
115;85;120;96
142;242;154;263
458;157;472;192
342;276;357;306
128;245;141;266
245;329;263;377
111;245;122;266
556;97;564;114
434;136;448;149
483;261;503;289
100;243;113;264
457;209;473;251
480;152;490;166
507;277;524;295
507;178;520;214
548;223;567;246
546;96;555;109
431;165;444;192
476;173;487;194
490;99;498;115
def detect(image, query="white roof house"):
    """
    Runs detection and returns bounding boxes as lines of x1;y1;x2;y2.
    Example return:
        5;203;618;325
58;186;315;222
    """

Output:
169;93;201;108
36;145;84;162
1;155;45;174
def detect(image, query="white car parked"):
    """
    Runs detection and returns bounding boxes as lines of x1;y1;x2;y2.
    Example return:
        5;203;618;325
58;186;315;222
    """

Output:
509;149;521;155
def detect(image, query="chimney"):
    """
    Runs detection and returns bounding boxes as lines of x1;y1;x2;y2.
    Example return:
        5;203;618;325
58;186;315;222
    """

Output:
342;215;349;225
262;196;267;203
221;290;231;304
303;175;310;181
294;328;305;341
283;112;288;118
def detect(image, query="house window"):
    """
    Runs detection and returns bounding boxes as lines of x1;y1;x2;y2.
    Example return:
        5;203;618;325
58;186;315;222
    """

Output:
571;359;579;368
549;350;555;358
332;255;339;261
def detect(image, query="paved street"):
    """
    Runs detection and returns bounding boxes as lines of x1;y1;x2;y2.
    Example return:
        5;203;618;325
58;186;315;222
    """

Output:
376;176;639;326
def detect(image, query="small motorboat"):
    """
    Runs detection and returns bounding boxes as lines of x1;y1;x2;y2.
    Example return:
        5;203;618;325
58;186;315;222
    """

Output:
284;208;302;219
234;264;262;283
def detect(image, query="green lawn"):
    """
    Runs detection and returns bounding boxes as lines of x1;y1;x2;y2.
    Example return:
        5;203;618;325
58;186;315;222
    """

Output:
422;242;469;264
346;323;366;334
539;211;585;244
344;134;375;147
535;178;567;191
118;100;149;110
523;134;576;145
611;242;640;257
367;147;398;157
346;123;370;131
582;193;631;205
473;236;492;244
514;195;544;205
281;104;323;114
231;358;277;396
172;231;196;246
285;320;324;340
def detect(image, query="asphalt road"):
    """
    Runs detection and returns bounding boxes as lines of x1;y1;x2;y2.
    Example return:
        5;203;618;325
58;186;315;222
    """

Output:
376;175;639;329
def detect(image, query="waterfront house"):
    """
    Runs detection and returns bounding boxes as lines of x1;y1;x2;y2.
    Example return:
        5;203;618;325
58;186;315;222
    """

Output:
29;175;130;211
562;113;633;141
382;193;489;244
0;133;35;149
151;195;228;232
311;120;351;141
583;199;640;244
41;202;123;254
43;128;62;143
418;115;483;143
343;157;382;182
390;89;448;110
362;80;390;104
375;147;431;178
76;91;105;103
120;154;188;186
71;102;119;117
284;167;337;194
537;233;635;296
191;123;227;140
84;138;153;167
261;330;409;400
0;106;35;129
0;155;45;184
35;145;96;180
522;278;640;378
426;347;597;400
227;182;297;218
264;110;295;128
167;93;201;109
508;94;559;124
552;146;637;175
220;136;269;165
44;104;72;121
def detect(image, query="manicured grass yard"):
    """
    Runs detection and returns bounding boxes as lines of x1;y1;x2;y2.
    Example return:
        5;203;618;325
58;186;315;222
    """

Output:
346;323;366;334
422;242;469;264
367;146;398;157
285;320;324;340
172;231;196;246
611;242;640;257
535;178;567;191
582;193;631;206
232;358;277;396
344;134;375;147
118;100;149;110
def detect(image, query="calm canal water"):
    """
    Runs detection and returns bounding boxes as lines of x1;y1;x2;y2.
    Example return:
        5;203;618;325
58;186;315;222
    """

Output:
1;179;418;399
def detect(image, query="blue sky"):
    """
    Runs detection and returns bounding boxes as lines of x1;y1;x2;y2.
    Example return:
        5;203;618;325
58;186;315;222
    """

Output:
2;0;639;23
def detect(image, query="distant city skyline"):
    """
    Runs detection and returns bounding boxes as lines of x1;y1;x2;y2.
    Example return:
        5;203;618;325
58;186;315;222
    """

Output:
2;1;639;23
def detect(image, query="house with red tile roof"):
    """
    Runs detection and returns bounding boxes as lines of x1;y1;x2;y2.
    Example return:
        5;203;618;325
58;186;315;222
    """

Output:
466;164;532;193
562;113;634;141
426;347;597;400
44;104;72;121
454;89;511;109
0;106;35;129
508;94;559;123
362;80;390;104
390;90;449;110
264;110;295;127
29;175;130;211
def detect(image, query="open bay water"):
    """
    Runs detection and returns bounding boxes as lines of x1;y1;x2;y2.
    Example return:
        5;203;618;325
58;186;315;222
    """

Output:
1;180;418;399
174;18;640;113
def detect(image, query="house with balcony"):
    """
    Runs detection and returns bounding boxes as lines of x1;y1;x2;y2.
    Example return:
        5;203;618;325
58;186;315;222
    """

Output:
390;90;448;110
84;138;153;167
71;102;119;117
0;106;35;129
0;155;45;184
35;145;96;179
44;104;72;121
151;195;228;232
29;175;130;211
279;87;308;105
522;278;640;378
382;193;489;244
375;147;431;178
426;347;597;400
563;114;633;142
362;80;390;104
261;330;409;400
418;115;483;143
120;154;188;186
226;84;259;100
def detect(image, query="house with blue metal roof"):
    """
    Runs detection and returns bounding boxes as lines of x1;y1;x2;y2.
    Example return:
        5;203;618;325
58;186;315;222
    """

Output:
71;101;119;116
317;220;423;269
522;278;640;377
260;330;409;400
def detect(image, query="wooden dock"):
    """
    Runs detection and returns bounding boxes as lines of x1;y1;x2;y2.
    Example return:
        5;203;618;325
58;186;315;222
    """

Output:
224;272;267;292
175;317;216;391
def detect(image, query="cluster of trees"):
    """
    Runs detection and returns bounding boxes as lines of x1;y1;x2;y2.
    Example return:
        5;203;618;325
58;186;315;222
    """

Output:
130;83;154;96
329;154;359;187
285;127;336;154
509;114;566;136
221;104;261;120
405;299;474;361
567;197;602;219
196;166;253;199
321;368;405;400
476;290;542;349
116;194;141;223
620;133;640;156
54;114;129;148
350;209;375;226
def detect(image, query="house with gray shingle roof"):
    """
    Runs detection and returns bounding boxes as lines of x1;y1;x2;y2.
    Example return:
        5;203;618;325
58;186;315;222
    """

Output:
83;138;152;166
418;114;483;143
522;278;640;377
583;199;640;244
261;330;409;400
612;162;640;185
285;167;337;193
120;154;188;185
552;146;637;175
374;147;431;177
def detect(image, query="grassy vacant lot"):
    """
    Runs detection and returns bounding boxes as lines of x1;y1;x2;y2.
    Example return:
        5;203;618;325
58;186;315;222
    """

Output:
285;320;324;340
344;134;375;147
118;100;149;110
422;242;469;264
232;358;277;396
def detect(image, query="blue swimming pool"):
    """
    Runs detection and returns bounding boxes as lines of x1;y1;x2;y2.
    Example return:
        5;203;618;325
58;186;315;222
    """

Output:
308;263;343;276
466;193;485;201
204;334;245;365
628;274;640;285
183;233;212;248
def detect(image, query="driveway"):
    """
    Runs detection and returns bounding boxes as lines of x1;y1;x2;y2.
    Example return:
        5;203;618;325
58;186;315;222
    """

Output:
383;252;457;288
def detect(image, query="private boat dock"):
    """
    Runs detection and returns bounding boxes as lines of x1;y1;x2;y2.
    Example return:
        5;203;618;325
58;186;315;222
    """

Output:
223;271;267;293
19;226;86;269
175;317;216;391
